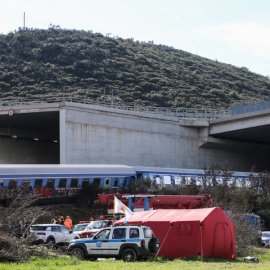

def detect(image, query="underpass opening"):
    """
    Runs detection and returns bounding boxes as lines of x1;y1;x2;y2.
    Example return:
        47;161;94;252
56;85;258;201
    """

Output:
0;111;59;164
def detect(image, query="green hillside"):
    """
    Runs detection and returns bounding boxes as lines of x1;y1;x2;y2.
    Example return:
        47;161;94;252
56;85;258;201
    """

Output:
0;27;270;108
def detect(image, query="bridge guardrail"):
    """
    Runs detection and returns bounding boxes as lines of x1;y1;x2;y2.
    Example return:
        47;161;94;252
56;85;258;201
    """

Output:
0;95;230;120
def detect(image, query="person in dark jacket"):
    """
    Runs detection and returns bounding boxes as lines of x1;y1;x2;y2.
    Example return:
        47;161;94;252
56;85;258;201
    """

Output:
57;216;64;225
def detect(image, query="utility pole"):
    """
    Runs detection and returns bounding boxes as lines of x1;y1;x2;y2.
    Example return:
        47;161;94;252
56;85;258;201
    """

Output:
23;12;26;29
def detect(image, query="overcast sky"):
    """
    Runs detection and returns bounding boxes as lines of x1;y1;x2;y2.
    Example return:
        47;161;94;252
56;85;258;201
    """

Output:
1;0;270;76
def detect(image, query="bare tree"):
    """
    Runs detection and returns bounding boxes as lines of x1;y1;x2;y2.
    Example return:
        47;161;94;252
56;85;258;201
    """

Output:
202;165;261;255
0;191;51;262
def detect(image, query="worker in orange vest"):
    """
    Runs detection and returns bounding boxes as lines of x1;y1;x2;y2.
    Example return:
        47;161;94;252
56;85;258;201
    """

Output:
64;216;73;230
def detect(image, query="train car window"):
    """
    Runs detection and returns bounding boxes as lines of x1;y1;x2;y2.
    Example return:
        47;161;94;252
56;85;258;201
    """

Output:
163;176;171;185
130;176;135;184
104;178;110;187
190;177;196;185
245;178;251;188
227;177;235;187
216;177;223;185
185;177;192;185
8;180;17;188
136;173;143;181
93;178;100;186
34;179;43;188
58;178;67;188
123;177;129;187
174;176;181;185
170;176;175;185
22;179;30;187
196;177;203;186
141;172;150;181
82;178;90;187
47;179;55;188
205;177;211;186
180;176;185;185
235;178;244;188
71;178;78;187
114;178;119;187
155;176;161;185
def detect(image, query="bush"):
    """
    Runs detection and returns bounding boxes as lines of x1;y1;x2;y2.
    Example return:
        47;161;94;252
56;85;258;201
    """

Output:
0;234;30;262
0;191;53;262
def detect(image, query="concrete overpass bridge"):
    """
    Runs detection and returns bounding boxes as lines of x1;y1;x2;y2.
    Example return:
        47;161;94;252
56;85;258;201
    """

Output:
0;97;270;171
209;109;270;144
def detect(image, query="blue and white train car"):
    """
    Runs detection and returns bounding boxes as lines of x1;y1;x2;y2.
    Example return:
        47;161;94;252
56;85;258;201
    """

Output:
0;164;255;198
134;166;253;187
0;164;136;191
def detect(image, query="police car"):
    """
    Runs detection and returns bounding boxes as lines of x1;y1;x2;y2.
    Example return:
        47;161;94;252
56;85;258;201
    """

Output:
67;225;160;261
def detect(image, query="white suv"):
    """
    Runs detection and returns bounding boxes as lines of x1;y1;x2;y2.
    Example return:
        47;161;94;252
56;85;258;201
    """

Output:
68;225;160;261
29;224;79;245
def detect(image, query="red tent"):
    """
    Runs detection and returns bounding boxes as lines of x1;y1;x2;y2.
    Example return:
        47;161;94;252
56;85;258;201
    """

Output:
115;207;236;259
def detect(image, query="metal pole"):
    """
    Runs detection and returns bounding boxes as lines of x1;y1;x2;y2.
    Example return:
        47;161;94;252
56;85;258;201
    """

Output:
23;12;26;29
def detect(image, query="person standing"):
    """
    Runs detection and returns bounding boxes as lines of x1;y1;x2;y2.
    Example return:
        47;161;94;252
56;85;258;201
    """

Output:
51;217;57;224
64;216;73;230
57;216;64;225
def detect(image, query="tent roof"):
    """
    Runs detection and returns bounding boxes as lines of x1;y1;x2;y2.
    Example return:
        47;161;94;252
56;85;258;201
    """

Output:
121;207;218;224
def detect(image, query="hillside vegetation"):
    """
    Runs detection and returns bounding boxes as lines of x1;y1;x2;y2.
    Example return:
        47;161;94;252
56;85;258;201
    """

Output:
1;28;270;108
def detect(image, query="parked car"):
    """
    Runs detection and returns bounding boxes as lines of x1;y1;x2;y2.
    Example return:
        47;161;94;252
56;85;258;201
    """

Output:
78;220;113;238
29;224;79;245
261;231;270;247
73;223;90;234
68;225;160;261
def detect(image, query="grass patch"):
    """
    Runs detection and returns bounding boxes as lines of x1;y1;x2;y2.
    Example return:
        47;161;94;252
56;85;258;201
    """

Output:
0;249;270;270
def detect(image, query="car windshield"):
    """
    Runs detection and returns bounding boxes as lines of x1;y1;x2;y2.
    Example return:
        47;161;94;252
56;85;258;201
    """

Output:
30;226;47;231
60;226;70;233
86;221;106;230
262;232;270;238
73;224;88;231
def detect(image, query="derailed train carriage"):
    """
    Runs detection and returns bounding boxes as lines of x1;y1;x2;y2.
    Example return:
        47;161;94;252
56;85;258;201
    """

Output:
0;164;254;198
0;164;135;197
134;166;253;188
